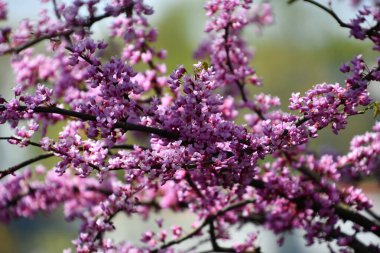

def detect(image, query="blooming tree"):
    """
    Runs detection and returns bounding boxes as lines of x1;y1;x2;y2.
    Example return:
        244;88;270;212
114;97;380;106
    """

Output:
0;0;380;252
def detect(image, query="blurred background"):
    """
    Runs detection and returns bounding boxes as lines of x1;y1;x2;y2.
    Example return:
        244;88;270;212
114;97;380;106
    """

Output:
0;0;379;252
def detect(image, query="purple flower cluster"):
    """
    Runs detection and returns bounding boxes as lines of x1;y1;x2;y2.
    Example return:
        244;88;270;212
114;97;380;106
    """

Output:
195;1;273;101
338;121;380;177
110;1;167;94
0;0;6;21
289;80;370;134
0;0;380;252
349;5;380;50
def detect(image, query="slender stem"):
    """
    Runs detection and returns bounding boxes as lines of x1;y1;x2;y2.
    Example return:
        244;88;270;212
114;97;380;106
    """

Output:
141;42;163;97
65;45;145;114
335;205;380;237
208;222;218;250
366;209;380;222
0;153;54;179
110;144;148;150
289;0;352;29
52;0;61;19
5;105;179;139
0;136;101;175
223;26;246;102
330;228;371;253
153;199;255;252
1;5;133;55
0;136;41;148
65;46;103;74
209;221;233;252
291;163;380;236
0;136;147;151
250;173;380;238
290;0;380;42
92;209;121;244
153;217;209;252
223;24;265;120
3;31;72;54
185;173;204;199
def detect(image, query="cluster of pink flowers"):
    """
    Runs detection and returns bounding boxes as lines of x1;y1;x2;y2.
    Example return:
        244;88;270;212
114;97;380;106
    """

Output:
195;0;273;102
0;0;380;252
0;0;6;21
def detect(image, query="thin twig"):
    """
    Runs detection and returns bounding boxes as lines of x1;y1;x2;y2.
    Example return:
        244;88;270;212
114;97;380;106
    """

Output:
152;199;255;252
0;105;179;139
52;0;61;19
224;24;246;102
209;220;235;252
185;173;204;199
0;136;41;147
110;144;148;150
223;24;265;119
289;0;352;29
0;153;54;179
1;5;133;55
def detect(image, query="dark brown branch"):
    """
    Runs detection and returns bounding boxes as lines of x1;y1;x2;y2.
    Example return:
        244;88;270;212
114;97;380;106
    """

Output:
92;208;121;243
209;220;235;252
290;0;380;44
152;199;255;252
367;22;380;37
65;46;103;73
2;5;133;55
184;238;211;253
250;175;380;238
0;136;41;148
330;228;373;253
295;166;380;236
52;0;61;19
0;136;101;175
0;136;147;151
152;217;209;252
238;213;266;224
185;173;204;199
363;65;380;82
224;24;246;102
295;165;380;235
335;205;380;237
245;183;375;252
0;153;54;179
366;209;380;222
223;24;265;120
5;105;179;139
5;187;36;208
289;0;352;29
3;31;72;55
110;144;148;150
4;106;376;235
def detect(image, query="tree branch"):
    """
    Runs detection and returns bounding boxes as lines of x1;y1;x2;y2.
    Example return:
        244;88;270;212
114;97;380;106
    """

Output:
224;24;246;101
52;0;61;20
289;0;352;29
152;199;255;252
7;105;179;139
209;220;235;252
0;153;54;179
0;136;42;148
1;4;134;55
